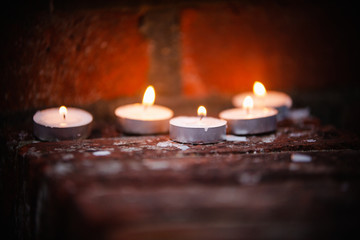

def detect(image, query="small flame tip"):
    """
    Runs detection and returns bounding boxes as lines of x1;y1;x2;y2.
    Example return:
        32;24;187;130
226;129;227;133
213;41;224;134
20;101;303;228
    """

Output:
197;105;207;118
253;81;267;96
142;85;156;106
59;106;68;120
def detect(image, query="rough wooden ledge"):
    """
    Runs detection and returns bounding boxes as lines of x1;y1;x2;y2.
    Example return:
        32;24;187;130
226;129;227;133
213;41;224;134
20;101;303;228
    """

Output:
8;118;360;239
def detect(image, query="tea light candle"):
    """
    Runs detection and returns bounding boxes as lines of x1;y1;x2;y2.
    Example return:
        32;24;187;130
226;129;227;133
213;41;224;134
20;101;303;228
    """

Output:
170;106;227;144
220;96;278;135
33;106;93;141
232;82;292;120
115;86;173;135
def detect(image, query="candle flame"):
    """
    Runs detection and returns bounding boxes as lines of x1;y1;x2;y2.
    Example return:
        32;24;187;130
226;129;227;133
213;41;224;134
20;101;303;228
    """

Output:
243;96;254;114
142;85;155;107
253;81;267;97
59;106;67;120
197;105;207;120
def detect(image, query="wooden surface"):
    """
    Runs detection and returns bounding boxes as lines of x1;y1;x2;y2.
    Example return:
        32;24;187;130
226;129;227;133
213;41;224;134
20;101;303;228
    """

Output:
7;118;360;239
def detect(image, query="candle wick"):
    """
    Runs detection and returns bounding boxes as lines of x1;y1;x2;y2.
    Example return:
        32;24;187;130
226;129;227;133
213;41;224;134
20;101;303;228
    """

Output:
246;107;250;115
63;114;66;120
200;115;204;121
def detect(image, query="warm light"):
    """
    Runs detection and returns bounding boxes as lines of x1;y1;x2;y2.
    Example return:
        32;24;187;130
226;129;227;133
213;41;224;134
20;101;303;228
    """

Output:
142;85;155;107
243;96;254;114
253;81;267;97
197;105;207;119
59;106;67;120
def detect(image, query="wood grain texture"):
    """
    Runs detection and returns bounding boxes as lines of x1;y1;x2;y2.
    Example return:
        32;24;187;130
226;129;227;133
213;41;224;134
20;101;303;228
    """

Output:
12;118;360;239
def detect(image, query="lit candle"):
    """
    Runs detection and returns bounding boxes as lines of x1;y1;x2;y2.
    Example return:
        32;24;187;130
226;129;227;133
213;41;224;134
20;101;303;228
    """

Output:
232;81;292;120
114;86;173;135
33;106;93;141
170;106;227;144
243;95;254;115
220;96;277;135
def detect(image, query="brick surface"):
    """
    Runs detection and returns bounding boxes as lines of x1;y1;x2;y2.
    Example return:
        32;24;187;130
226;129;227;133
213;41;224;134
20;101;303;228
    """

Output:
0;9;148;111
180;3;358;96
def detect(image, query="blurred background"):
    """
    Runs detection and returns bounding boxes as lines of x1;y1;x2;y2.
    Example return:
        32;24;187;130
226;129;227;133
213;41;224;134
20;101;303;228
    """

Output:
1;0;359;134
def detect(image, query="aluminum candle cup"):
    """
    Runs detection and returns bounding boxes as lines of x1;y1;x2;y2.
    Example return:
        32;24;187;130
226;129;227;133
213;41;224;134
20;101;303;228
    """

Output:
115;104;173;135
33;107;93;141
170;116;227;144
219;108;278;135
232;91;292;120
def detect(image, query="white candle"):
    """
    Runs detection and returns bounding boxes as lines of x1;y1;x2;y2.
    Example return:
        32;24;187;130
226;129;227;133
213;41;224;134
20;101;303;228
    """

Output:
232;82;292;120
33;106;93;141
220;96;278;135
114;86;173;135
170;106;227;144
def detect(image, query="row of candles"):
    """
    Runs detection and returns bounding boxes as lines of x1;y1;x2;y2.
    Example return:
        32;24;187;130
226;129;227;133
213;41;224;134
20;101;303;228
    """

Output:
33;82;292;144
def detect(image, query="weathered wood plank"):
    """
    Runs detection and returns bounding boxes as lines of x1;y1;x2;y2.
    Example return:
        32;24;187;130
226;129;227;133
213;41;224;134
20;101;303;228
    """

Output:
12;118;360;239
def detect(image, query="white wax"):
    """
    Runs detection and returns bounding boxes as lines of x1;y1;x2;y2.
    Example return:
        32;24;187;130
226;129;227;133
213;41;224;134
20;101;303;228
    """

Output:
232;91;292;109
170;116;226;128
115;104;173;121
33;107;93;128
219;108;278;120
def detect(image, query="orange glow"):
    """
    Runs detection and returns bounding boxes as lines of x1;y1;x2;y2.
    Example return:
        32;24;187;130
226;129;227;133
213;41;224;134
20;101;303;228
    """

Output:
197;105;207;118
253;81;267;97
59;106;67;120
142;86;155;107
